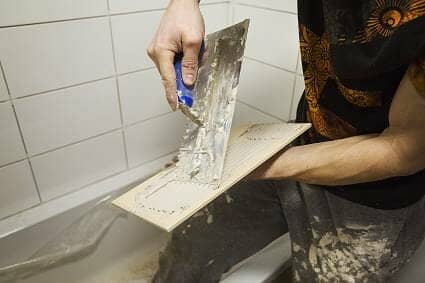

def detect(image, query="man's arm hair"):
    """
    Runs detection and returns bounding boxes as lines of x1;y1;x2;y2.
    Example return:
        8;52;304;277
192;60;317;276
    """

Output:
255;68;425;186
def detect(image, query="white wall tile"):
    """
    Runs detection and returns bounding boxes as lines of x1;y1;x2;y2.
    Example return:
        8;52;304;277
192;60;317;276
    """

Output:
201;3;229;33
119;69;170;125
235;0;297;13
0;160;39;219
202;0;227;3
111;11;162;74
109;0;169;14
111;4;229;74
238;58;294;120
233;102;281;125
31;131;126;201
0;18;115;98
125;112;185;168
108;0;227;15
0;0;108;27
0;102;26;167
234;5;299;71
290;75;304;120
0;69;8;101
14;78;121;156
297;52;303;74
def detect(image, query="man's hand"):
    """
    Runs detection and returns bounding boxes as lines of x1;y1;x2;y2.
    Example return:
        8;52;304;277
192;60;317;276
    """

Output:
147;0;205;110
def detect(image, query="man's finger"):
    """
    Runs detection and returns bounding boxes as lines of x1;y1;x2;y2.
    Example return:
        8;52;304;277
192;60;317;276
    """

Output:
157;50;178;111
181;36;202;86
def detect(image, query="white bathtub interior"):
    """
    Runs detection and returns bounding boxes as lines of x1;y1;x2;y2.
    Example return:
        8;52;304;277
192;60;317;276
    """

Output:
1;188;425;283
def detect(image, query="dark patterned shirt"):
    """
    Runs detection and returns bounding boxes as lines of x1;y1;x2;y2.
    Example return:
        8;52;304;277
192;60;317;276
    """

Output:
296;0;425;209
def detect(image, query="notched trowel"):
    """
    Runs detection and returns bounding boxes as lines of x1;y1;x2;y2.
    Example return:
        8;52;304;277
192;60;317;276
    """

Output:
112;20;313;232
175;20;250;185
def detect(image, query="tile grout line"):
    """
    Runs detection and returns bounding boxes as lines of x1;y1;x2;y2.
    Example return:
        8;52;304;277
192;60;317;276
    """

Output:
0;60;43;203
107;0;130;170
13;75;115;100
233;2;297;15
0;2;229;29
11;67;156;102
0;111;176;172
237;100;286;122
288;52;301;121
244;56;297;74
0;150;178;223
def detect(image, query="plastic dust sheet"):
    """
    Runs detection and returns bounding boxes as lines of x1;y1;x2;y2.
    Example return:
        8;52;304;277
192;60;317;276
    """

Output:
0;195;126;283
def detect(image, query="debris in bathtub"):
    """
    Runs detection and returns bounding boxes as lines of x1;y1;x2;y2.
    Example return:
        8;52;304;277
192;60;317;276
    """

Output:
0;197;124;282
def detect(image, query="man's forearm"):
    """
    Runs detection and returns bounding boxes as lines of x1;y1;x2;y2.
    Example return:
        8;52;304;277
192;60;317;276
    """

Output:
258;131;419;186
255;64;425;186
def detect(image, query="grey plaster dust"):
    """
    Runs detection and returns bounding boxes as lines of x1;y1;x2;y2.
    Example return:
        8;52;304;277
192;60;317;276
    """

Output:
307;226;391;282
225;193;234;204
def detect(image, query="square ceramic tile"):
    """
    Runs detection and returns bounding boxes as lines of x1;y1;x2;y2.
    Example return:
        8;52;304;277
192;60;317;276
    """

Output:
233;102;281;125
125;112;186;168
235;0;297;13
31;131;127;201
290;75;304;120
119;69;170;125
234;5;299;71
111;11;162;74
201;3;229;33
238;58;294;120
0;160;39;219
0;102;26;167
14;78;121;156
0;18;115;98
109;0;169;14
0;0;108;27
0;68;8;101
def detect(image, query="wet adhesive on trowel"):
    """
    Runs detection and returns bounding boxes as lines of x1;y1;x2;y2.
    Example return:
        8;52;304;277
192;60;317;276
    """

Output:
175;20;250;186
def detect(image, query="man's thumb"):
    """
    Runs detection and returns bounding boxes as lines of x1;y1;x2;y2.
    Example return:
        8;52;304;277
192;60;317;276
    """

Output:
181;38;202;86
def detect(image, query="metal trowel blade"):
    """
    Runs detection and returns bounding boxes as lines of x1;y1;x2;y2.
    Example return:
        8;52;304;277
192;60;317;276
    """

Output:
176;20;250;185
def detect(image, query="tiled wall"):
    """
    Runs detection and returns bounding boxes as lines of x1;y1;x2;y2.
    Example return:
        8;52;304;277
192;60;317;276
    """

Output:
0;0;304;224
232;0;305;125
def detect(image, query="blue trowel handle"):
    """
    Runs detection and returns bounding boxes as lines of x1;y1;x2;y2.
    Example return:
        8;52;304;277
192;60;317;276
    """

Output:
174;41;205;108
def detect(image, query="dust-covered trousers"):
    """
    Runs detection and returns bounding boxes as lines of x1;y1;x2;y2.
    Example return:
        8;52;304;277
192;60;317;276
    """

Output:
152;180;425;282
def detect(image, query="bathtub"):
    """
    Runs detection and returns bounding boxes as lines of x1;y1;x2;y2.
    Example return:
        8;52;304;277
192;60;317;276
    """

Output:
0;188;424;283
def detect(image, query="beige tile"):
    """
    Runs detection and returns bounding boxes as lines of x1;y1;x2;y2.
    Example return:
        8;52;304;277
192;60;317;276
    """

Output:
125;112;186;168
119;69;170;125
14;78;121;156
234;5;299;71
0;0;108;27
290;75;305;120
31;131;126;201
0;102;26;167
238;58;294;120
0;18;115;98
0;160;39;219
